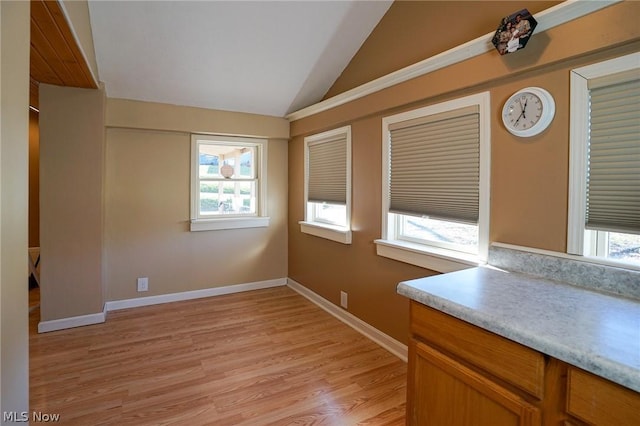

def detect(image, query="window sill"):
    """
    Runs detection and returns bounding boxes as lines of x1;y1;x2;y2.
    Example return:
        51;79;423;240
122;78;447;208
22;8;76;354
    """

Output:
190;216;270;232
299;221;352;244
374;239;482;273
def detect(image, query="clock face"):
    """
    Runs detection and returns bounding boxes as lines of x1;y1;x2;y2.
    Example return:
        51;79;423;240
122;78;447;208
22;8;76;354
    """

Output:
503;92;543;131
502;87;555;137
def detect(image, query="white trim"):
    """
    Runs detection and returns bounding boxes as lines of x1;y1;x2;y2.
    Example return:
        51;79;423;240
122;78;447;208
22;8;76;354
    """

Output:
567;70;590;255
190;134;268;229
105;278;287;311
299;221;352;244
303;126;352;241
571;52;640;80
287;278;408;362
477;93;492;262
286;0;620;122
375;239;480;273
190;216;270;231
304;125;352;144
379;91;491;268
567;52;640;255
38;311;106;333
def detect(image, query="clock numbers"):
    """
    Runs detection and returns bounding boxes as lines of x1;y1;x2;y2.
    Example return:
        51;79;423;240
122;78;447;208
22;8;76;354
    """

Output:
502;87;555;137
503;92;546;130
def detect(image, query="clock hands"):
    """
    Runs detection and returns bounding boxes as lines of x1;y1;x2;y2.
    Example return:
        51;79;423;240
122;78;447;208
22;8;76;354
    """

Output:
513;98;529;127
502;88;555;137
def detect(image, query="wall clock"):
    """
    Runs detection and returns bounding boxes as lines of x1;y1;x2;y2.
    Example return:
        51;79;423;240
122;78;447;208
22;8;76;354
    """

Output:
502;87;555;137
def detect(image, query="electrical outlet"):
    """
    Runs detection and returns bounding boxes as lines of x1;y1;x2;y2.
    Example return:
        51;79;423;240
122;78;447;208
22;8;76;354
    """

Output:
137;277;149;292
340;291;348;309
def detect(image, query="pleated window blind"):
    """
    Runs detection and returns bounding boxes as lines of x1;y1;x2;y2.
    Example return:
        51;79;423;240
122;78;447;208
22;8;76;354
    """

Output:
308;133;348;205
586;73;640;234
388;105;480;224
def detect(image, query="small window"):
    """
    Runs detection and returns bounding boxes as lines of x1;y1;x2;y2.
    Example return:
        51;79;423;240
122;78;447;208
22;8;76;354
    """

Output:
190;134;269;231
376;92;491;272
568;53;640;268
299;126;352;244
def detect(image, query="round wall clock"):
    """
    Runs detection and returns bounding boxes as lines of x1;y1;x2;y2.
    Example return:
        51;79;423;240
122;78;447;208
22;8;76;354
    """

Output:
502;87;555;137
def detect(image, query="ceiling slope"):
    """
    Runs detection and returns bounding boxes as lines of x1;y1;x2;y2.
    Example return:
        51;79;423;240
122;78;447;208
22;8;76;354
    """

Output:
88;0;392;117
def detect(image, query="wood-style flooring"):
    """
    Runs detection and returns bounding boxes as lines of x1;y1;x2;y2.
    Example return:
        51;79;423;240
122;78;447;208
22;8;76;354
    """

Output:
29;286;407;425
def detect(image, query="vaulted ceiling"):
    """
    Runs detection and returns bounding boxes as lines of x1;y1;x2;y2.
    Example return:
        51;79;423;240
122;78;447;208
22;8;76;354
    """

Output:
29;0;392;118
86;0;392;117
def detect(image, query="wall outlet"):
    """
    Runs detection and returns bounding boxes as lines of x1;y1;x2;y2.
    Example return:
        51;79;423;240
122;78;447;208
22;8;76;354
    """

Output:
340;291;348;309
137;277;149;292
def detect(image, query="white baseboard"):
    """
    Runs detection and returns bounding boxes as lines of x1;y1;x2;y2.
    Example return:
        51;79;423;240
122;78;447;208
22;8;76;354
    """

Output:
38;311;106;333
38;278;287;333
104;278;287;312
287;278;408;362
36;276;406;363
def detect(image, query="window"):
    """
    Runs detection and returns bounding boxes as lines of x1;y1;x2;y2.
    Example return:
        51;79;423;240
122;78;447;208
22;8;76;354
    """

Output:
299;126;352;244
190;134;269;231
568;53;640;268
376;92;491;272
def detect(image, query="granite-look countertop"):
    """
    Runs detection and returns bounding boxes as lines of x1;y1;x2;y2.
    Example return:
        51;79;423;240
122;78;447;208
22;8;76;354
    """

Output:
397;266;640;393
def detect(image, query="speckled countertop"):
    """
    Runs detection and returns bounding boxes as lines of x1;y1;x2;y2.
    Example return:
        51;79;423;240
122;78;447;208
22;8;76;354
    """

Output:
397;266;640;393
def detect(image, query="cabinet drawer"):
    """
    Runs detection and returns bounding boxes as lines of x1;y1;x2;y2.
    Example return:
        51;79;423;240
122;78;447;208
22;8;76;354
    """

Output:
410;301;545;399
567;367;640;426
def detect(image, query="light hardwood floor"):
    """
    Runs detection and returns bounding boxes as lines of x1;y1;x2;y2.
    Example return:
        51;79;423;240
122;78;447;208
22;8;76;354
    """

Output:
29;286;407;425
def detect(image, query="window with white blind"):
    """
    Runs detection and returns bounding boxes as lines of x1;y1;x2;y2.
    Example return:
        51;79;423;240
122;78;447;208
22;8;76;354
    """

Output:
568;53;640;268
300;126;352;244
376;92;490;272
190;134;269;231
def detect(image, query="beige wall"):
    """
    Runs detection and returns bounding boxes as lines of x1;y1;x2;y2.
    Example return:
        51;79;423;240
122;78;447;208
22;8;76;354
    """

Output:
29;110;40;248
39;84;106;321
0;0;30;414
289;1;640;344
104;99;289;301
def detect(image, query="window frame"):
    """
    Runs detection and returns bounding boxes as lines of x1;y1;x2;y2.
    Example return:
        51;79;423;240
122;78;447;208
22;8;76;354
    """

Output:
190;134;269;232
299;126;352;244
567;52;640;270
375;92;491;272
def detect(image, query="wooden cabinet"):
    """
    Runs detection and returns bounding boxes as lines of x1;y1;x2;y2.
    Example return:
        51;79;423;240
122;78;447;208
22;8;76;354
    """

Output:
407;301;640;426
408;301;543;425
410;338;540;425
566;367;640;426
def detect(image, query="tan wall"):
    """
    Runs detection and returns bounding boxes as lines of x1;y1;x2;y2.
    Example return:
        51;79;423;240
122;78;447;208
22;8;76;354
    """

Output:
104;99;289;301
39;84;106;321
324;1;561;99
29;110;40;247
289;1;640;344
0;0;30;413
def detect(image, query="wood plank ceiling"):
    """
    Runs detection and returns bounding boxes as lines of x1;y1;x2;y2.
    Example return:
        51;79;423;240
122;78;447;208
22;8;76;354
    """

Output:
30;0;97;109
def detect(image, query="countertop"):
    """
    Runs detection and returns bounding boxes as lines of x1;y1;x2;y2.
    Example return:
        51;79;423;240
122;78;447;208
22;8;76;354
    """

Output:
397;266;640;393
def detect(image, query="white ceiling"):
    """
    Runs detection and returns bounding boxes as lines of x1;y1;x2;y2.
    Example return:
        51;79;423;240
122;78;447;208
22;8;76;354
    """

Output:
88;0;392;118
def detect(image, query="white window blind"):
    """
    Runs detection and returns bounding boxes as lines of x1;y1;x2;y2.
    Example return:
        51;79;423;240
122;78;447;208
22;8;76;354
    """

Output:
388;105;480;224
586;74;640;234
308;134;347;205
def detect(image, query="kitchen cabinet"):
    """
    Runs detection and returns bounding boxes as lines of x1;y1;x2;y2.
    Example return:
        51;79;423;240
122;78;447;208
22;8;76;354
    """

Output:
407;301;640;426
409;338;540;425
566;367;640;426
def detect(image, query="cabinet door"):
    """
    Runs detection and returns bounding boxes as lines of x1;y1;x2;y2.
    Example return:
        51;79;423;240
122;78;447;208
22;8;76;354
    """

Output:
566;367;640;426
408;339;541;426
